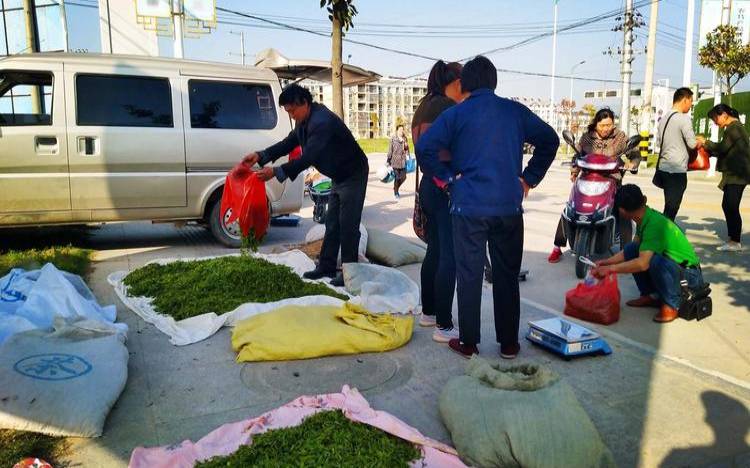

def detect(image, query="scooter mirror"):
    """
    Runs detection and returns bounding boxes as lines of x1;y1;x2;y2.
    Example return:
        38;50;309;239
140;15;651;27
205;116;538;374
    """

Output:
562;130;577;150
625;135;642;153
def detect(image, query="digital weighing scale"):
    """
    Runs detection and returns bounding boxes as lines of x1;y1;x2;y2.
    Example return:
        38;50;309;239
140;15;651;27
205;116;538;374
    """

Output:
525;318;612;359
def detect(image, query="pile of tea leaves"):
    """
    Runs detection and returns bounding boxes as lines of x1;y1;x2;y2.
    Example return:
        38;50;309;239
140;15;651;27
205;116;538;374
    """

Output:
195;410;421;468
123;256;348;320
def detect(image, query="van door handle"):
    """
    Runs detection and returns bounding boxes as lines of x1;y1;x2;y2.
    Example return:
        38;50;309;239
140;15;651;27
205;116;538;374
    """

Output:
77;136;98;156
35;136;58;155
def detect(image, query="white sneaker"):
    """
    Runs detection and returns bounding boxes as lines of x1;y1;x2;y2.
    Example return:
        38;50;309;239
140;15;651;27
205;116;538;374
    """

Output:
433;327;460;343
419;314;437;327
717;242;743;252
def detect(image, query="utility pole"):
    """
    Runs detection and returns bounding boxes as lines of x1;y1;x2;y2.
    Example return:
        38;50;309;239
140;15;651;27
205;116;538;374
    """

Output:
708;0;733;177
550;0;559;132
23;0;41;113
641;0;658;133
172;0;184;59
620;0;634;134
682;0;696;86
229;30;246;65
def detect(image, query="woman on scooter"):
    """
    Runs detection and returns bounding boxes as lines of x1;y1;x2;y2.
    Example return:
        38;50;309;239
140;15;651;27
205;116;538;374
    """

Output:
548;108;640;263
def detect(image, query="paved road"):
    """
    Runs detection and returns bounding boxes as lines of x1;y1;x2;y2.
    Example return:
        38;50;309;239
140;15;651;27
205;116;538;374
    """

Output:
5;153;748;467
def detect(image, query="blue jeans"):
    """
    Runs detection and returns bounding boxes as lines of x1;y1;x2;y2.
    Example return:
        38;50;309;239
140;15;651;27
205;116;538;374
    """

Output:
623;242;704;309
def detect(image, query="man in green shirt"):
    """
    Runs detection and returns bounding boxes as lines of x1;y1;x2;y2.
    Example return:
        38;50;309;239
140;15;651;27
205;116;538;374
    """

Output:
592;184;704;323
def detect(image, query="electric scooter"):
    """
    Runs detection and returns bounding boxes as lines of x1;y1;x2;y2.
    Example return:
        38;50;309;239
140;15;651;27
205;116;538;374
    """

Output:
560;130;641;279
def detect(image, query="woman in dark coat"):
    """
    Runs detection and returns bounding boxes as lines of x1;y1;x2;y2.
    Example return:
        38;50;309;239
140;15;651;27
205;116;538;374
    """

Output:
698;104;750;252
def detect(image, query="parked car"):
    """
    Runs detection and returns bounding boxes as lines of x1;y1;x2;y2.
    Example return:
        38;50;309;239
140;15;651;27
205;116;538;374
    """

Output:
0;53;304;247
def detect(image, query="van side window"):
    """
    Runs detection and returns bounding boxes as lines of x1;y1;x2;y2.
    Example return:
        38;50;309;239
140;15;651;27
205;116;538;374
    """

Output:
76;74;173;127
0;71;53;126
189;80;277;130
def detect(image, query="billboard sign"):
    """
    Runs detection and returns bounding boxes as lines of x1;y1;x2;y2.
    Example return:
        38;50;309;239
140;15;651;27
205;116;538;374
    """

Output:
183;0;216;21
700;0;750;47
135;0;172;19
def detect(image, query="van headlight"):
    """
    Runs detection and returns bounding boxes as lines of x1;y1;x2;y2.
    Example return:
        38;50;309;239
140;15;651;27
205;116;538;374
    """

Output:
576;180;610;196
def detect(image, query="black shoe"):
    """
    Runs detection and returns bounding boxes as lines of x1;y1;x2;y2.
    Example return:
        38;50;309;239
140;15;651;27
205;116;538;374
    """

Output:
330;273;345;287
303;268;336;280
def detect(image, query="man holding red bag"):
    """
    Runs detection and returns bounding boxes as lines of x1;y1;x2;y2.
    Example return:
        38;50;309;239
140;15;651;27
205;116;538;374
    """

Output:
592;184;704;323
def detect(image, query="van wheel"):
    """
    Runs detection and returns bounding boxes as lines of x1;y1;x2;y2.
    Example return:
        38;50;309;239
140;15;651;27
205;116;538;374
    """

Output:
208;199;241;248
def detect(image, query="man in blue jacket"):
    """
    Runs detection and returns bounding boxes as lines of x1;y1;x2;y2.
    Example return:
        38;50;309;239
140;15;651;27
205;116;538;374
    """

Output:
243;84;369;287
416;56;559;359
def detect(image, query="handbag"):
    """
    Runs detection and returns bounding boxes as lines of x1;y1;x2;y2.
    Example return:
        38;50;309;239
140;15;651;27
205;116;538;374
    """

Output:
677;268;712;321
412;165;427;242
652;112;678;189
688;147;711;171
405;156;417;173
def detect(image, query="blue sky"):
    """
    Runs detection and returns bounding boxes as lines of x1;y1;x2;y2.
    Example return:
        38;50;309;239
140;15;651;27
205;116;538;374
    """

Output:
65;0;718;102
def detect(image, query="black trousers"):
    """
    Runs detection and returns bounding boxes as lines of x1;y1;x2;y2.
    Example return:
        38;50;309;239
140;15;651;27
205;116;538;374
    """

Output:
419;180;455;329
722;184;747;243
318;165;368;272
393;168;407;194
453;214;524;346
659;170;688;221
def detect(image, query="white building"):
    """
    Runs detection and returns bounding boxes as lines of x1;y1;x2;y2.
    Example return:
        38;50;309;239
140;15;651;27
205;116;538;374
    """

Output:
298;77;428;139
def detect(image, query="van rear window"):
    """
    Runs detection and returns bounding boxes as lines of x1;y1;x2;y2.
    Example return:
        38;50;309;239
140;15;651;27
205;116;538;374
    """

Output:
76;74;173;127
189;80;277;130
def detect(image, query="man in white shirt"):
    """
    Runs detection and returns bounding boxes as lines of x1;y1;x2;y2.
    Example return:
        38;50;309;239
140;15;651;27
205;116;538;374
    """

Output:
653;87;703;221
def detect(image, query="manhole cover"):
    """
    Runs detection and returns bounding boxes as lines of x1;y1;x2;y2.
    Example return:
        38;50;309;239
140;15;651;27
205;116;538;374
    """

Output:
241;354;401;396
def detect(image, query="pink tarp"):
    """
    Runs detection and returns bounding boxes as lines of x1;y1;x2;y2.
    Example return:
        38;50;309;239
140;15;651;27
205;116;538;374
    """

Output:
129;386;467;468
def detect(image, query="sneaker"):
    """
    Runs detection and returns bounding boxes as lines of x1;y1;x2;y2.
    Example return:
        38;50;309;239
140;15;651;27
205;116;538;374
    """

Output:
500;342;520;360
433;326;459;343
717;242;743;252
448;339;478;359
548;247;563;263
302;268;336;280
394;192;401;200
418;314;437;327
329;272;345;287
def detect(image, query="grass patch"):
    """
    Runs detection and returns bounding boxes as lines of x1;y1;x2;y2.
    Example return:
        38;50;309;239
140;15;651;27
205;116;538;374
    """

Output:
0;246;92;277
195;409;421;468
0;429;67;467
357;138;414;155
123;256;349;320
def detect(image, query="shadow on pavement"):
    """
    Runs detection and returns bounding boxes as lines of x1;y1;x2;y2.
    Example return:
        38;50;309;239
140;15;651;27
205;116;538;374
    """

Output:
660;390;750;467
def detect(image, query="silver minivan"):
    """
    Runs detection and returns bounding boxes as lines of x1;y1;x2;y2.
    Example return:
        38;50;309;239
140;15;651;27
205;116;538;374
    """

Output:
0;53;304;247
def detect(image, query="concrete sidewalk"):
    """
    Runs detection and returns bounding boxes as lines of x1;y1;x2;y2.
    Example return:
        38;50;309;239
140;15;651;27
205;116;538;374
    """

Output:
59;154;749;467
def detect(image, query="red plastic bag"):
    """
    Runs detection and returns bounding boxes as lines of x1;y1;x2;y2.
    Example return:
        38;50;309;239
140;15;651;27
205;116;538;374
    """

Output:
219;164;269;241
688;147;710;171
564;273;621;325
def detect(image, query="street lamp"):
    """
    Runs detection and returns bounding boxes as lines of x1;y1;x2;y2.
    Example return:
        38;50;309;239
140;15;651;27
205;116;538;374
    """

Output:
568;60;586;153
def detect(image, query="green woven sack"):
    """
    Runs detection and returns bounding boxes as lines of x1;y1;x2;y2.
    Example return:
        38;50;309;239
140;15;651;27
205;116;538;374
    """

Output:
439;357;616;468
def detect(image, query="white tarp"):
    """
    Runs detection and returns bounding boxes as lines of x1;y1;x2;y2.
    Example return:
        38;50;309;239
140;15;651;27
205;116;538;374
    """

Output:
0;263;126;345
109;250;418;346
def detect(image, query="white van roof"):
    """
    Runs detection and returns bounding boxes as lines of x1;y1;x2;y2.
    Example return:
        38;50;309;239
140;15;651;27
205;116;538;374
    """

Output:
0;52;280;81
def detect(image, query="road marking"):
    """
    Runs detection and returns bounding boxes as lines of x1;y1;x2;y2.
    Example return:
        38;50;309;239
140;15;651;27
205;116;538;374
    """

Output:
520;296;750;392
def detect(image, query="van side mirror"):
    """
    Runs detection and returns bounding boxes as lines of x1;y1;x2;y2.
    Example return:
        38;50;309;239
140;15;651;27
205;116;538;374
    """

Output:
562;130;576;149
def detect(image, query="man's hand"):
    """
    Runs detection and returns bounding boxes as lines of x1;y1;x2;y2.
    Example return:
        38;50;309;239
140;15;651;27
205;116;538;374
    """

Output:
695;136;706;148
519;177;530;198
569;168;579;182
242;152;260;167
254;167;275;182
591;265;610;279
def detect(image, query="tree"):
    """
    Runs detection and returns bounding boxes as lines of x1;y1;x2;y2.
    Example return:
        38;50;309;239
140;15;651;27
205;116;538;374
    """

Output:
698;24;750;106
630;106;641;133
321;0;357;118
582;104;597;120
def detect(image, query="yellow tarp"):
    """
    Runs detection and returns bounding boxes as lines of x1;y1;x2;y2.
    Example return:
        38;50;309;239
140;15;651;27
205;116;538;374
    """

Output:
231;302;414;362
